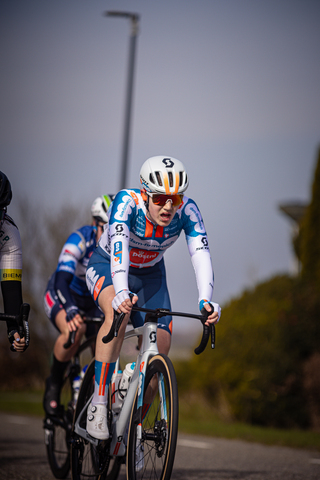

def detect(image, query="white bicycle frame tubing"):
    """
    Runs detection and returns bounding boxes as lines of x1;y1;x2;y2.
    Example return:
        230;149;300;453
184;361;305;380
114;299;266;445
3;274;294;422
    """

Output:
109;319;159;457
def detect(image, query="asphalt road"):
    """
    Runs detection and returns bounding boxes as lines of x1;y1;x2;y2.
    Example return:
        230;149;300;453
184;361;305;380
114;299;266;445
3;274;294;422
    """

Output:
0;412;319;480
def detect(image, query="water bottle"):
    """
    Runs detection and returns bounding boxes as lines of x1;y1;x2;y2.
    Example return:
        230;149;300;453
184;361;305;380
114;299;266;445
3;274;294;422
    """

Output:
73;374;81;403
110;369;123;413
73;364;88;403
81;364;88;379
118;362;136;401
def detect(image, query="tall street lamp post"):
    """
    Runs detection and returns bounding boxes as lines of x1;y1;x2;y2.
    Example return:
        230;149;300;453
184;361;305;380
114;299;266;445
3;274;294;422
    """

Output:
104;11;140;190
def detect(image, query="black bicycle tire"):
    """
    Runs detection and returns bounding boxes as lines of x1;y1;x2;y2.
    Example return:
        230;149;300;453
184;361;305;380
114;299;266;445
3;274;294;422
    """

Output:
70;358;122;480
45;374;72;479
126;354;179;480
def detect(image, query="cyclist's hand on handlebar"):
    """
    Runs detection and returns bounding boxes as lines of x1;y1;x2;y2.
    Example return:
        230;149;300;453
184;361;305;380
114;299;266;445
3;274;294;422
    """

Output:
8;330;26;352
112;289;138;314
199;300;221;326
12;331;26;352
65;306;83;332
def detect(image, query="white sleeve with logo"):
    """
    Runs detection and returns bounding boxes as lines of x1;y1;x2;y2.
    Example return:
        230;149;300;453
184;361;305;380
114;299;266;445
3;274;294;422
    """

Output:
109;221;130;295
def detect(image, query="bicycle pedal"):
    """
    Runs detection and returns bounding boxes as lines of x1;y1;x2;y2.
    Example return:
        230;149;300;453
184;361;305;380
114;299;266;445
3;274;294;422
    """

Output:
69;435;82;448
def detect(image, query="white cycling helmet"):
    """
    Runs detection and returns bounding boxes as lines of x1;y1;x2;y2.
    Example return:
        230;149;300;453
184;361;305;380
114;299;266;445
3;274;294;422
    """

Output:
91;195;114;223
140;156;189;195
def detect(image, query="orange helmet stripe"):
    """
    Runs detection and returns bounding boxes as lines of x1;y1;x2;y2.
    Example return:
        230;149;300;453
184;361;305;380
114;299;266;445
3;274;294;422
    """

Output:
163;172;170;194
173;172;179;194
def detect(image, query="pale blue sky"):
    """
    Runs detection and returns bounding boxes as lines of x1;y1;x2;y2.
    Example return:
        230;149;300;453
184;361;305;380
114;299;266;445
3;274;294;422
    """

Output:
1;0;320;331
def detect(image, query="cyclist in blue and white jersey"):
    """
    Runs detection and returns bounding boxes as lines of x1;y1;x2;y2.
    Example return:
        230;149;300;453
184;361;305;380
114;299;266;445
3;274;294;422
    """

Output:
85;156;221;440
43;195;114;417
0;171;27;352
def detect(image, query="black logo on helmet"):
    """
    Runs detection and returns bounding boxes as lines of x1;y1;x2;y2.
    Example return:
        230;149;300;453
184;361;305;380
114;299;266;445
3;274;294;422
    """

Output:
162;158;174;168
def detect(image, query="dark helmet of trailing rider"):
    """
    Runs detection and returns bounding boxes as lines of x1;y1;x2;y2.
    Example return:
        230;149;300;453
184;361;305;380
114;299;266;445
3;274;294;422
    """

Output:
0;171;12;210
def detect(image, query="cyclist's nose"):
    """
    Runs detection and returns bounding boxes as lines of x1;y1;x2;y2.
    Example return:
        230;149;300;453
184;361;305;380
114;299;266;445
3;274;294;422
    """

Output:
163;199;173;210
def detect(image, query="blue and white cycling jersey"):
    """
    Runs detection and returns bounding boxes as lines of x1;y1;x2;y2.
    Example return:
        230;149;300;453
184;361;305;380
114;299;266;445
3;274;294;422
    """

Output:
95;189;214;304
55;225;97;296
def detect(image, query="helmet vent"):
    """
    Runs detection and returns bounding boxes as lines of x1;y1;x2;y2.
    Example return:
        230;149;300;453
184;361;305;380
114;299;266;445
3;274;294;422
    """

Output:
168;172;173;187
155;171;163;187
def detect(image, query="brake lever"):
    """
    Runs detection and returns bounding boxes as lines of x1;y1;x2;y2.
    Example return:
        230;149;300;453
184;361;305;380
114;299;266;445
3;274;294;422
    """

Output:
102;310;126;344
63;329;77;349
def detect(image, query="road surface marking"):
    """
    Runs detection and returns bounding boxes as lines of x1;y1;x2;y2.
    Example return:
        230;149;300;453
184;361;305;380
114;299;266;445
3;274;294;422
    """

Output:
178;439;212;449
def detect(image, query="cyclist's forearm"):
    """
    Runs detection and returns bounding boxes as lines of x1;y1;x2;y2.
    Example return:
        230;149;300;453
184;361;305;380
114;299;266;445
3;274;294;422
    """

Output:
54;270;76;310
190;250;214;303
1;280;23;331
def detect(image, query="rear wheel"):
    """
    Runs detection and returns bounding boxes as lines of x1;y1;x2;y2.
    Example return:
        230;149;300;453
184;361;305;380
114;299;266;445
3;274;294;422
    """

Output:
126;354;179;480
70;359;122;480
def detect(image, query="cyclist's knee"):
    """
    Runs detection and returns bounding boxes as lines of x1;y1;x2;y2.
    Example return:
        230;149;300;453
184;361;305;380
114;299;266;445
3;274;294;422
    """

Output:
157;329;171;355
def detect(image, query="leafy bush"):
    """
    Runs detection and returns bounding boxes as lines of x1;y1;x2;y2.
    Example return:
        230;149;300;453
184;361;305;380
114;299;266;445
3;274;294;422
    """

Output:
176;275;320;429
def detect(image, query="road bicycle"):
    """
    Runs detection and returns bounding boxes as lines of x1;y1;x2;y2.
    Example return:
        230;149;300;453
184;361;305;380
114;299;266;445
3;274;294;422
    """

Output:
43;312;104;479
70;302;215;480
0;302;30;351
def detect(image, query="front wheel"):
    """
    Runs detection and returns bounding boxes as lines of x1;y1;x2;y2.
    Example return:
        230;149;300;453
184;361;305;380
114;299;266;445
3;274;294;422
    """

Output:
126;354;179;480
45;370;73;479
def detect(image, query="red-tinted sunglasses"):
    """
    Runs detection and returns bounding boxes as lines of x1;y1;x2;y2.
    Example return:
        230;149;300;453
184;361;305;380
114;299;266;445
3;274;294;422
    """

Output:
146;192;184;207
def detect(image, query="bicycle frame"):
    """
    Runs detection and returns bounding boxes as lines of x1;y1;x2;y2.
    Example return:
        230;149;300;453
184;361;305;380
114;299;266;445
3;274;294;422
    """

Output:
73;303;215;460
110;319;159;457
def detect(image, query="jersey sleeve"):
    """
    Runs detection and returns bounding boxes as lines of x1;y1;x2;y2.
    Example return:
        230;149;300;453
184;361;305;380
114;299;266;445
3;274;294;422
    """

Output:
181;199;214;303
0;217;23;282
108;191;136;294
54;270;76;310
56;230;86;276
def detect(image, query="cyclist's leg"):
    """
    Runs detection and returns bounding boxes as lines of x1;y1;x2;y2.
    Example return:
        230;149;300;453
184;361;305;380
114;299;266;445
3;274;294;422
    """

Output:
157;329;171;355
44;364;72;479
129;259;172;355
85;259;131;439
43;286;86;417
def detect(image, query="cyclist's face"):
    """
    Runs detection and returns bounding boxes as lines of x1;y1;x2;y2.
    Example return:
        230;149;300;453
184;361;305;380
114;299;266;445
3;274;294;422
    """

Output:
147;197;180;227
95;222;106;241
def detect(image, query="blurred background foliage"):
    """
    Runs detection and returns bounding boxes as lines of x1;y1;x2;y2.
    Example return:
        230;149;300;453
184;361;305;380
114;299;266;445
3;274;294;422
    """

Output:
176;146;320;431
1;148;319;432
